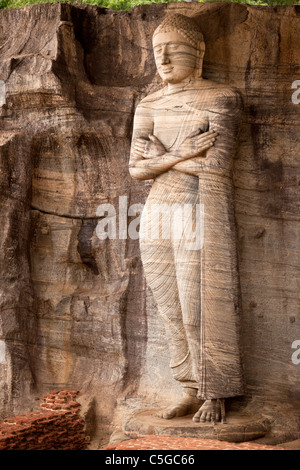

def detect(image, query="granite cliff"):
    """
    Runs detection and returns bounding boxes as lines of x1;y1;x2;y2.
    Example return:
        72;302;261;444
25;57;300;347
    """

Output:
0;2;299;446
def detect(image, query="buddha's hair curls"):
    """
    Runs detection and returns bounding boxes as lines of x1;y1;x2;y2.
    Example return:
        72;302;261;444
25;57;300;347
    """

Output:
153;14;204;48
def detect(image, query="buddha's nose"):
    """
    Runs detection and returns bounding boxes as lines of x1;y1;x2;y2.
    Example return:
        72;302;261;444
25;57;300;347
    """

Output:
161;49;170;65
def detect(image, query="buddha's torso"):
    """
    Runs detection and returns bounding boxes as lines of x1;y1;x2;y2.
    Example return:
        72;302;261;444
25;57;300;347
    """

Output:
151;88;209;152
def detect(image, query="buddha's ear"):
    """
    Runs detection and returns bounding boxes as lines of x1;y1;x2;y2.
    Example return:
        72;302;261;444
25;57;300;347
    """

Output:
196;40;205;77
199;40;205;59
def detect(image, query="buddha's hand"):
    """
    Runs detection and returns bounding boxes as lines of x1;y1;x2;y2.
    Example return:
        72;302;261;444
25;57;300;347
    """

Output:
132;134;166;159
177;129;218;160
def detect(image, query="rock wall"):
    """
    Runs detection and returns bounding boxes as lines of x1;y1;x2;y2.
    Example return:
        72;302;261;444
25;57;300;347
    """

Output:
0;2;299;445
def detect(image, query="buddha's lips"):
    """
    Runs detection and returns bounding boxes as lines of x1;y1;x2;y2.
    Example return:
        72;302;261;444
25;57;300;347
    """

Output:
161;67;173;73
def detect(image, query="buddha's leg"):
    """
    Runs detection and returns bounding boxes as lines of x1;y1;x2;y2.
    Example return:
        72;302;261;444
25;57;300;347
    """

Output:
173;209;218;421
174;240;201;393
140;237;201;419
193;174;244;423
139;172;204;418
197;174;244;400
173;201;227;423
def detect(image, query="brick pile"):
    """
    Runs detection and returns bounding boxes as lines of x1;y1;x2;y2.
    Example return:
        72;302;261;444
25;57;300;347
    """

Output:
0;390;89;450
105;435;285;451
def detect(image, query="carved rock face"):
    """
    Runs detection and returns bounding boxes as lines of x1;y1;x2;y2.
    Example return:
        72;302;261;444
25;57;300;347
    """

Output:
0;2;299;444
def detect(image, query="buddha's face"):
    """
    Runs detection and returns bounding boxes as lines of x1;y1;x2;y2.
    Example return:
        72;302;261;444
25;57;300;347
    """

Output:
153;30;200;84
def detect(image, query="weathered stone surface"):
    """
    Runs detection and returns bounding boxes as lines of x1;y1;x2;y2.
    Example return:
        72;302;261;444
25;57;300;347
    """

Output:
123;408;271;443
0;2;299;446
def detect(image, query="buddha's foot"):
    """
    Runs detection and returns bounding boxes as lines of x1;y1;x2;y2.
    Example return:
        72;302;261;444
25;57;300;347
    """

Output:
193;399;225;423
156;395;201;420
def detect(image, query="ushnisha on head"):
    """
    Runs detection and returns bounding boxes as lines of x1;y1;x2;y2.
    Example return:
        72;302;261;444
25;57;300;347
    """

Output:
152;14;205;85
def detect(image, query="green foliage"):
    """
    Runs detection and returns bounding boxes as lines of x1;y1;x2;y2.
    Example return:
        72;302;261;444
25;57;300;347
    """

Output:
0;0;299;12
0;0;178;10
86;0;182;10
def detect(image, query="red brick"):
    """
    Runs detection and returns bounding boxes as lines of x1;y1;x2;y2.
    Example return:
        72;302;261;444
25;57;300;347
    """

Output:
40;403;50;409
0;389;87;450
102;435;286;451
50;405;62;410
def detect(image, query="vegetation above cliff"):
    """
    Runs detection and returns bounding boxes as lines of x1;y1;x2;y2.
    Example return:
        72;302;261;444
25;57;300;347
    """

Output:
0;0;299;11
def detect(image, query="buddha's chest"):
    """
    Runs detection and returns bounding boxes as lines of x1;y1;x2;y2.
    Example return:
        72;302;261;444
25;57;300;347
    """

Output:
152;93;209;151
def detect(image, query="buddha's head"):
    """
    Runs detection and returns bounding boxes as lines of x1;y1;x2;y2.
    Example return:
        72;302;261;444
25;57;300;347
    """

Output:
153;14;205;85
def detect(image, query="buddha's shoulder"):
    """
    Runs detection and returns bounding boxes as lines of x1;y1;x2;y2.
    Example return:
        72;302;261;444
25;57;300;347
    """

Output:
198;79;243;109
136;88;165;107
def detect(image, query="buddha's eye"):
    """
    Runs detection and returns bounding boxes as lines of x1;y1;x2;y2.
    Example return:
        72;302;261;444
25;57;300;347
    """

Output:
154;47;162;54
169;44;179;50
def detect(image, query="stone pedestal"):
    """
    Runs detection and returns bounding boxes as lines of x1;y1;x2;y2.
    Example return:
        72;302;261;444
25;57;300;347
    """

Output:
123;408;270;443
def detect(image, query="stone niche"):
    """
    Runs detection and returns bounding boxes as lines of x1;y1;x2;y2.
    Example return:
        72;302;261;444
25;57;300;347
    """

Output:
0;1;299;447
